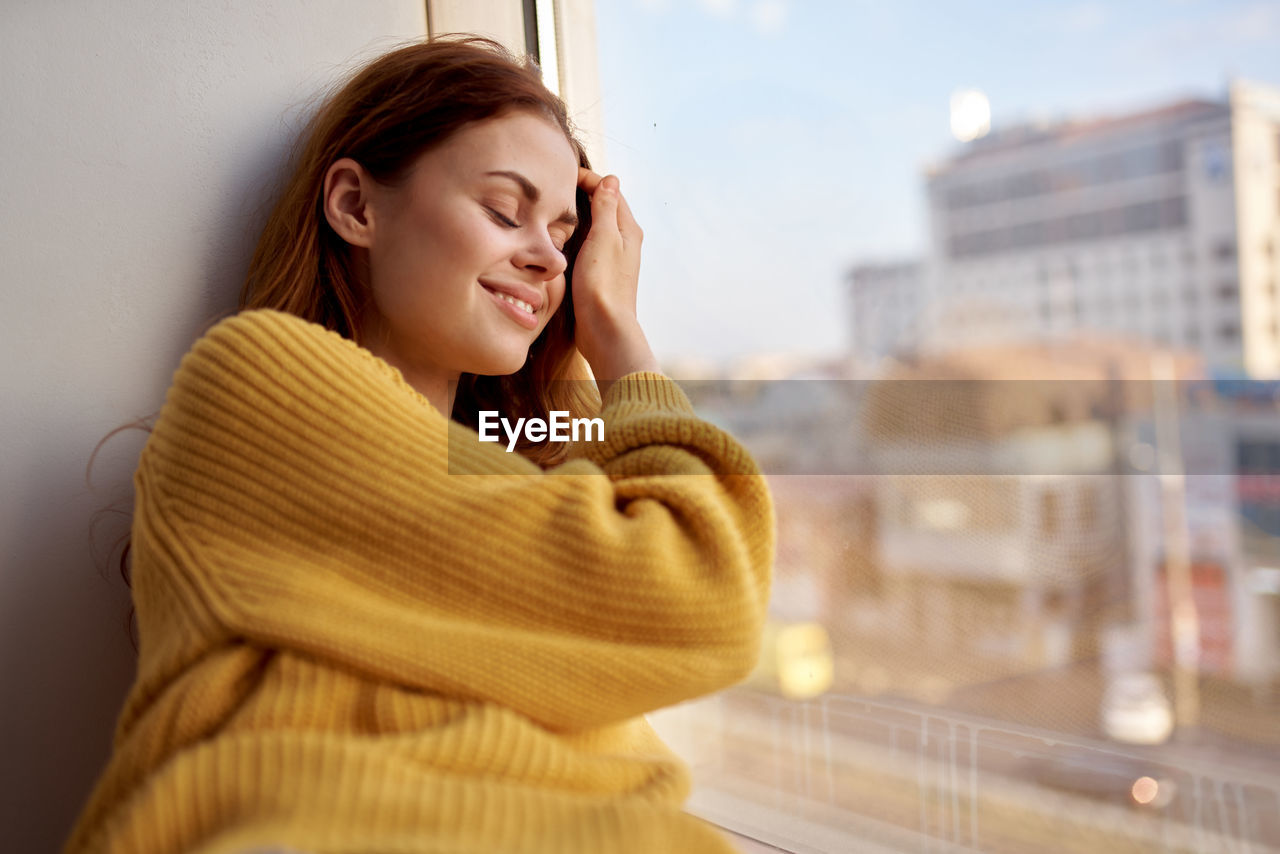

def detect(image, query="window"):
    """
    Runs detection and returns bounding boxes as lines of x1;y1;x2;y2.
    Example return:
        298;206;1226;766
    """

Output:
598;10;1280;853
1159;195;1187;228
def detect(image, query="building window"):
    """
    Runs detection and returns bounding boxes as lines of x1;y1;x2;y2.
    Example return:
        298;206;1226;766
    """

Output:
1219;321;1240;342
1125;200;1160;231
1215;240;1237;262
1159;196;1187;228
1218;281;1239;301
946;198;1188;259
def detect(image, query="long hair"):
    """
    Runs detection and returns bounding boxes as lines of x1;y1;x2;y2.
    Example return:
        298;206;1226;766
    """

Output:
97;37;605;636
242;35;599;464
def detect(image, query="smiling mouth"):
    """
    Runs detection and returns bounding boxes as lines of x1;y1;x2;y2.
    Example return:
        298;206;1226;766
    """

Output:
486;288;535;315
481;284;540;329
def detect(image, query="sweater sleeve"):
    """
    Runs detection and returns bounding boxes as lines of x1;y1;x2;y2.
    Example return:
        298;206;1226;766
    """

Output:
136;309;774;731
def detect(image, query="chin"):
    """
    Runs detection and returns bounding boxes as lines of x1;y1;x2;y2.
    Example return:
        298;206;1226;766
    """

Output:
471;350;530;377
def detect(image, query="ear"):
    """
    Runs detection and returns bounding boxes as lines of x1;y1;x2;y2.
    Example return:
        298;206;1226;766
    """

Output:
323;157;375;248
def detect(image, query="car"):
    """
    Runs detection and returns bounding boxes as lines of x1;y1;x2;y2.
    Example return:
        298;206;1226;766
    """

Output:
1102;672;1174;746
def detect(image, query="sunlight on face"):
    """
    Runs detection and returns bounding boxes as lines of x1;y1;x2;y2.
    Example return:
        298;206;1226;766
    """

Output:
359;111;580;391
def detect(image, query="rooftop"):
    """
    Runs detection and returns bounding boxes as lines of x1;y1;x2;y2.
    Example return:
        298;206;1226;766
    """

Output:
932;97;1228;174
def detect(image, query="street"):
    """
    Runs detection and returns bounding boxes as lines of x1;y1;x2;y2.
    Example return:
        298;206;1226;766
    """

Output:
652;684;1280;853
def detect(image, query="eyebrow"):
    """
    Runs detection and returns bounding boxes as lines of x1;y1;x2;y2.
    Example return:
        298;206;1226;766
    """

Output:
485;170;579;229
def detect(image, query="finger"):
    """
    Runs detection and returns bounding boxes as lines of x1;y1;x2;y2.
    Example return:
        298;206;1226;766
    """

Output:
577;167;604;194
589;174;621;231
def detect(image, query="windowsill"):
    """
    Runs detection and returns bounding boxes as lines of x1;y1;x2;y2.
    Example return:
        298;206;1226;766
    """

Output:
720;827;792;853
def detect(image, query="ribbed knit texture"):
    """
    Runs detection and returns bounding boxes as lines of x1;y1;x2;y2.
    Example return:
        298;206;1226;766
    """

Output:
66;309;775;854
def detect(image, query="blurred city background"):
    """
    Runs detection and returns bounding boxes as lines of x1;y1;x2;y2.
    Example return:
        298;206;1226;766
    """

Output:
594;1;1280;851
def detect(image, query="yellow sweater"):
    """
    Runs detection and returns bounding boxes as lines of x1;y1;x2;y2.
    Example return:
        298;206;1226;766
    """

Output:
67;309;775;854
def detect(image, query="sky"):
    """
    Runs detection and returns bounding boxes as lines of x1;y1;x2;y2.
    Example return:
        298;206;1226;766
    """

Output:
592;0;1280;365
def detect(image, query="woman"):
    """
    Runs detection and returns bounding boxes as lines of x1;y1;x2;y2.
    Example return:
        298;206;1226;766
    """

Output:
67;36;773;854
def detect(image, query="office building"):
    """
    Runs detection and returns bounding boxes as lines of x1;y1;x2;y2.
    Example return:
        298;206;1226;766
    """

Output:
850;80;1280;378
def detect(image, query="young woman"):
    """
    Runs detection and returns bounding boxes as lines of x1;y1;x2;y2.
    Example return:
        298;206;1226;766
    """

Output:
67;37;774;854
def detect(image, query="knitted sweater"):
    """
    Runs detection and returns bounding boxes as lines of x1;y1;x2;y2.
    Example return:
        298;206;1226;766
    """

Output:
66;309;775;854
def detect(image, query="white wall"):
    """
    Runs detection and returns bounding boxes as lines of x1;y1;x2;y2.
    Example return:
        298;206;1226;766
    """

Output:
0;2;426;849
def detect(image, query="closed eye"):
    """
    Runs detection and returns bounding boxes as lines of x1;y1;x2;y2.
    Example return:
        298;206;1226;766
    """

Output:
489;207;569;255
486;207;519;228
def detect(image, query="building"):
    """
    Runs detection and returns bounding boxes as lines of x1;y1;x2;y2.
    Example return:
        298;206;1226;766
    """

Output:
846;260;924;371
848;337;1280;697
859;341;1203;673
849;80;1280;378
1124;390;1280;692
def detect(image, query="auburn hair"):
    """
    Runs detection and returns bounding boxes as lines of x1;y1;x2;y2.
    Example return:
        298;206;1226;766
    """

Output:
241;35;599;464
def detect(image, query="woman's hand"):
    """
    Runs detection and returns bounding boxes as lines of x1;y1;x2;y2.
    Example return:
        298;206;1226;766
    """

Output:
573;168;660;394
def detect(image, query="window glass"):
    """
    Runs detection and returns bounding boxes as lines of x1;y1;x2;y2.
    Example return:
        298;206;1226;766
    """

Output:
596;3;1280;851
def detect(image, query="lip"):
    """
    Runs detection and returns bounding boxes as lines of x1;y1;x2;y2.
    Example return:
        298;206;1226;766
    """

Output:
481;282;540;330
478;279;543;312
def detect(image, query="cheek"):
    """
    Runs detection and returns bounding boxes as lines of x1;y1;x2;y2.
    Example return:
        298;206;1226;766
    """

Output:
547;277;568;316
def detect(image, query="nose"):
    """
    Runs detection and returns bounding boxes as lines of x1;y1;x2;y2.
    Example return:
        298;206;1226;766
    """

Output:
515;230;568;282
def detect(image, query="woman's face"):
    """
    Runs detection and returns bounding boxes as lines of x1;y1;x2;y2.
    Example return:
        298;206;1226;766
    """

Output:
355;111;580;385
